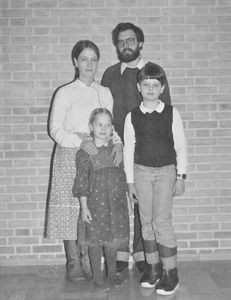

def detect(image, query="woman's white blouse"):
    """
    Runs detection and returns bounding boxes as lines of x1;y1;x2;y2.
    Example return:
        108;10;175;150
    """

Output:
49;79;114;148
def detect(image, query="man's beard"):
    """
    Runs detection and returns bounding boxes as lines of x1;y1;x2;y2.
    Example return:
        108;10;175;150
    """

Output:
116;45;141;63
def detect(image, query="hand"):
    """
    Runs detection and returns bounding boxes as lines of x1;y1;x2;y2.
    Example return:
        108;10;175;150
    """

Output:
80;140;98;155
128;183;138;203
81;207;92;224
111;143;123;166
173;178;185;196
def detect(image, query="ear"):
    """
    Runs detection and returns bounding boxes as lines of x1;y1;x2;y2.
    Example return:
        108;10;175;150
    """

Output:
160;85;165;94
89;123;93;132
73;58;78;67
137;82;141;92
139;42;143;50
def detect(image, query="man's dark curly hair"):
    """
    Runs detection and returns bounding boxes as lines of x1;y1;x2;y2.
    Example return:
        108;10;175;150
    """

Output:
112;22;145;47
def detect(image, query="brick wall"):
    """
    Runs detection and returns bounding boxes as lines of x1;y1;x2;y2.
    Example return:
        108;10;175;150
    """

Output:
1;0;231;265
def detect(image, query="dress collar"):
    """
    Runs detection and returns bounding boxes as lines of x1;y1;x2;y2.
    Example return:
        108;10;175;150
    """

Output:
120;57;145;74
139;100;165;114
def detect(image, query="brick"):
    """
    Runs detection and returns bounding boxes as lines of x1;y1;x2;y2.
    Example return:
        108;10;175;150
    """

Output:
9;237;39;245
190;240;218;248
8;220;39;228
15;212;30;219
5;151;36;159
13;143;29;151
15;229;30;236
0;247;14;254
16;246;31;254
187;0;215;6
0;212;14;219
220;241;231;247
221;223;231;230
190;223;219;231
33;245;62;253
198;232;213;239
28;0;57;8
177;232;197;240
214;232;231;239
7;186;36;194
189;206;218;214
220;206;231;213
0;229;14;237
0;238;7;245
7;203;37;211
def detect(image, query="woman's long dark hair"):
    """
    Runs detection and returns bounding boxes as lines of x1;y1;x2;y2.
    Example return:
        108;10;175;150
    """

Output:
71;40;100;80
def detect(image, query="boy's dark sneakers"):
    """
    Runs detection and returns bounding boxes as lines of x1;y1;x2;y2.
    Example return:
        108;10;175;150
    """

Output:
155;268;179;295
140;262;162;288
135;260;148;274
115;261;128;273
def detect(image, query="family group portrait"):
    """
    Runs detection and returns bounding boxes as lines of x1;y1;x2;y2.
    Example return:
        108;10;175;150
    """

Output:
1;1;231;300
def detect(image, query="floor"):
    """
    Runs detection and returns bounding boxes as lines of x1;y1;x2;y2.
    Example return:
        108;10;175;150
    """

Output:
0;261;231;300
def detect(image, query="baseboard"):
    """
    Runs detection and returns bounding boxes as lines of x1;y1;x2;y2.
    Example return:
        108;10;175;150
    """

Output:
1;252;231;267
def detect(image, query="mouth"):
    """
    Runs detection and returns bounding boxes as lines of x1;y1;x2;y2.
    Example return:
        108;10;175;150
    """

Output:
123;49;133;54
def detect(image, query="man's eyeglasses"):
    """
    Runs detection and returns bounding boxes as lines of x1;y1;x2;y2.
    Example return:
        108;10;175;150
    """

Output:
117;37;136;48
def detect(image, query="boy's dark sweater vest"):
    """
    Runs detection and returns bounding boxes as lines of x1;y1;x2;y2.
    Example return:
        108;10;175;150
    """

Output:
131;105;176;168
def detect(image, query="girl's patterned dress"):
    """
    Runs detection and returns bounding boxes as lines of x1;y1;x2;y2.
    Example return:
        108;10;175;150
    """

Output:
73;143;130;247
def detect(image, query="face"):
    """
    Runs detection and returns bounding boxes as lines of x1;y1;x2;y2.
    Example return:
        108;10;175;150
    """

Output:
74;47;98;82
90;113;113;142
116;29;143;63
138;79;165;102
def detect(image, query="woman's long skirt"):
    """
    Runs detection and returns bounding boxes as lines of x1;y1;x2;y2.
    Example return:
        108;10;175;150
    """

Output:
45;144;80;240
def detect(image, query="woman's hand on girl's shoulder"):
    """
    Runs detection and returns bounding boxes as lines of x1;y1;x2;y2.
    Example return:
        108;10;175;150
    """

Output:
111;143;123;166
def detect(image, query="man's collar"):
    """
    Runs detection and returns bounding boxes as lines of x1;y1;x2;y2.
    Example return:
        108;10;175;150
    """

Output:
140;100;165;114
120;57;145;74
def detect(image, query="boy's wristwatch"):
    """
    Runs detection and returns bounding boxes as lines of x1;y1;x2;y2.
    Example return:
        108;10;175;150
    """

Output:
177;174;187;180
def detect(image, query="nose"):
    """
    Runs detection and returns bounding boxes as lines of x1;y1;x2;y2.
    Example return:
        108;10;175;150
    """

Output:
87;59;92;68
148;85;154;91
124;42;129;49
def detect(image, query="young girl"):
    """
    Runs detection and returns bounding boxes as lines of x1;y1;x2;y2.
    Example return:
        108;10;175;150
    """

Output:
72;108;130;289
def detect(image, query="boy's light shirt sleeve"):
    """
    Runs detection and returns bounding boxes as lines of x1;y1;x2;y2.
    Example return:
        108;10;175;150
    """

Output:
123;112;135;183
49;88;82;148
172;107;188;174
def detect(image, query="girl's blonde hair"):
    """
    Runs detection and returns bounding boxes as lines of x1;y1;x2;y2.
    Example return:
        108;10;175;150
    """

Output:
89;108;113;125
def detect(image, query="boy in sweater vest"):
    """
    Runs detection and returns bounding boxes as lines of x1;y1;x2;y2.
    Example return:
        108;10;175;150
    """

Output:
124;62;187;296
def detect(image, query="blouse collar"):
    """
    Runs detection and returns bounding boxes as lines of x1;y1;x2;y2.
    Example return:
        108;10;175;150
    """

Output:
75;78;97;88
